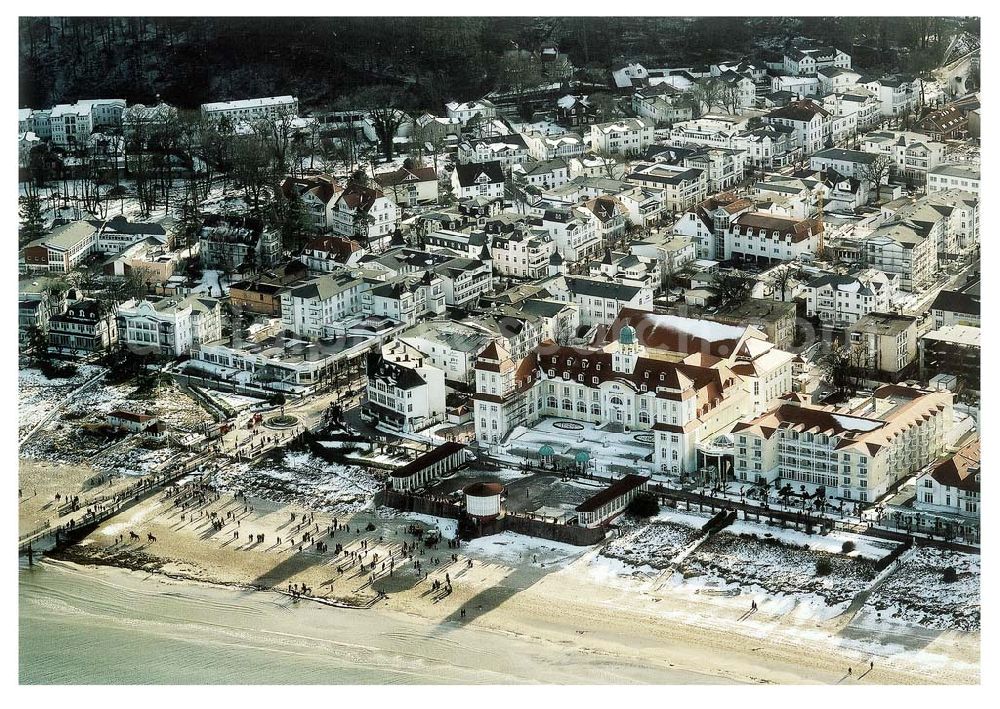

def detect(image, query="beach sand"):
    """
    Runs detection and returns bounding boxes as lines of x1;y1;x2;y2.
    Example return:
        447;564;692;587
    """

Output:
18;459;156;537
49;482;980;685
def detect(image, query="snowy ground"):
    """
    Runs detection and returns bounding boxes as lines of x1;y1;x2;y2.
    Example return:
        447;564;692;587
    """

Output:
462;531;587;568
602;520;702;570
18;364;104;439
505;418;655;476
20;374;212;474
861;547;980;631
212;450;381;513
676;528;879;608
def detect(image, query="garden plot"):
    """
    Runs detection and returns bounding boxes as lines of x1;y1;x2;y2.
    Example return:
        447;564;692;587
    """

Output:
212;450;381;513
676;529;879;608
862;547;980;631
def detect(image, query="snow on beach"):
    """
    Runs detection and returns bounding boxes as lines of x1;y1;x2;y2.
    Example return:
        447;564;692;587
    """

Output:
21;376;212;473
862;547;980;631
212;450;381;513
463;531;586;568
677;528;879;607
602;521;702;570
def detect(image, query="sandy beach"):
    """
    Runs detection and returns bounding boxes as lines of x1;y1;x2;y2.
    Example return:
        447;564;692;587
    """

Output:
44;479;980;685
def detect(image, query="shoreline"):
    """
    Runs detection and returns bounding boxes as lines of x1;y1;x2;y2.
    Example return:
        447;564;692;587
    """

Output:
38;528;980;686
20;460;979;686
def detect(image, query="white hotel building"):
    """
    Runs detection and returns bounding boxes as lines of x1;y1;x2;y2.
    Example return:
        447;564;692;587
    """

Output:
589;117;655;156
200;96;299;122
474;311;794;477
116;296;222;358
733;385;953;503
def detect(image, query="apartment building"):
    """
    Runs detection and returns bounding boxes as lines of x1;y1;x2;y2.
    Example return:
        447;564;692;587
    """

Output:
20;221;98;274
848;312;919;376
863;221;937;292
724;212;822;264
803;270;897;327
733;385;952;503
520;131;586;161
330;184;401;254
913;440;980;526
589;117;655;156
280;271;371;338
200;96;299;122
490;226;556;279
398;319;495;386
672;192;754;260
927;164;980;196
919;325;981;392
363;341;447;433
763;100;830;155
860;130;945;185
361;273;446;326
624;163;708;213
48;299;116;353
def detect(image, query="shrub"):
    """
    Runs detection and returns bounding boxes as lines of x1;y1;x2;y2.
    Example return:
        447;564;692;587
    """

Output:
627;492;659;518
842;541;856;554
815;558;833;576
943;566;958;583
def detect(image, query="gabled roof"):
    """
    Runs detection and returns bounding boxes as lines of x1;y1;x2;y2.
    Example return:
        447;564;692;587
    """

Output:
336;184;386;213
928;440;980;493
766;99;829;122
454;161;505;187
375;166;437;188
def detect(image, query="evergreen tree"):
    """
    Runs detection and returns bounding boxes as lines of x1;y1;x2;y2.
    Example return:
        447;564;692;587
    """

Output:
19;194;46;245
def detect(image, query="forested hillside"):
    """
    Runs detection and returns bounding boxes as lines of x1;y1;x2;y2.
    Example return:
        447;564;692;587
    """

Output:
19;16;978;112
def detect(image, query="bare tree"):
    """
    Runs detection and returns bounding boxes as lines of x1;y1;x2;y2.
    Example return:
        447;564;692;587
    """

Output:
337;86;409;162
720;82;742;115
230;134;273;215
770;266;795;301
693;78;723;115
861;153;892;204
588;92;617;122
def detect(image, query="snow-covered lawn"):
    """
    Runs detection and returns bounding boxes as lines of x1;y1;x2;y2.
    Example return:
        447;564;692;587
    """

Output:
725;519;895;561
212;450;381;513
862;547;980;631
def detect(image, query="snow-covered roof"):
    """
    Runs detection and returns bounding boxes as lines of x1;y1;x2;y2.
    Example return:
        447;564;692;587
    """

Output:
201;96;297;112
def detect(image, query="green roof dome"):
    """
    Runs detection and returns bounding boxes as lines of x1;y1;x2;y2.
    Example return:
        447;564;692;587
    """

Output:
574;451;590;463
619;324;637;346
539;444;555;456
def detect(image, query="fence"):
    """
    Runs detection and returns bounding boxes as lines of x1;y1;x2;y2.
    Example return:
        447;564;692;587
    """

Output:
377;489;606;546
377;489;461;520
875;536;913;572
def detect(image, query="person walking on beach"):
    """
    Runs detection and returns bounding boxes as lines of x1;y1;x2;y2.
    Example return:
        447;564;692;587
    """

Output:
848;667;852;677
